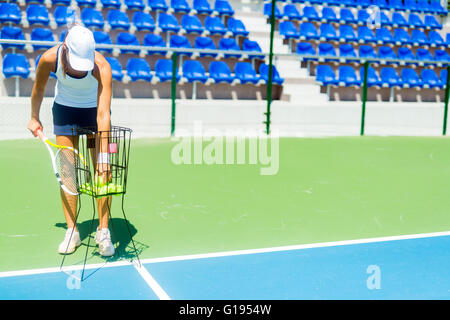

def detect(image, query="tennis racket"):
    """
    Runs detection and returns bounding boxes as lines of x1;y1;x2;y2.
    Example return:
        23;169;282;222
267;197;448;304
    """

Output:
36;129;87;196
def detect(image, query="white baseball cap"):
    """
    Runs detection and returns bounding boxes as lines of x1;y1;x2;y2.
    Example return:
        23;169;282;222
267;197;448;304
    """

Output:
65;25;95;71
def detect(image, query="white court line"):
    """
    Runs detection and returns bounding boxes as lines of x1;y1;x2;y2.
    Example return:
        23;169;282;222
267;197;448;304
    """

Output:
133;264;171;300
1;230;450;280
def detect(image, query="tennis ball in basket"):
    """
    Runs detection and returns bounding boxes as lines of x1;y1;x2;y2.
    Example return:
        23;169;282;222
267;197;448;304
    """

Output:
95;175;105;187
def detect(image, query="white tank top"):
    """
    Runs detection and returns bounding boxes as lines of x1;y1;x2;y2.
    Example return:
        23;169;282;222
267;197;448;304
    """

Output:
54;45;98;108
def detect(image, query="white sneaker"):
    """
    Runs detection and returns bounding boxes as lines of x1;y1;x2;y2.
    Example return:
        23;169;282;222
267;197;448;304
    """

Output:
58;228;81;254
95;228;115;257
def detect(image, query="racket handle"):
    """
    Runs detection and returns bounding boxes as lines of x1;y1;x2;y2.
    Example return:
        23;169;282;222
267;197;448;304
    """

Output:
35;129;46;141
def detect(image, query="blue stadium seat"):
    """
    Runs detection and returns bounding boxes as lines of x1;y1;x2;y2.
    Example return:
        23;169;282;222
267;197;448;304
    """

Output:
108;10;131;30
242;39;264;59
360;66;382;87
424;15;442;30
321;7;339;23
378;46;397;64
263;3;282;19
195;36;218;57
155;59;181;82
30;28;54;50
127;58;152;82
181;14;204;34
339;25;357;42
214;0;234;16
416;48;435;66
159;13;181;33
376;28;395;44
340;8;357;24
447;33;450;46
125;0;145;9
435;49;450;66
441;69;448;85
398;47;416;65
170;34;192;56
101;0;122;8
205;16;227;35
357;9;370;26
373;0;389;10
149;0;169;12
339;44;357;61
296;42;317;61
408;13;426;29
421;69;443;88
303;6;321;22
299;22;319;40
411;29;430;46
358;45;377;61
116;33;140;54
380;67;403;87
318;42;338;62
279;21;300;39
430;0;446;15
259;64;284;85
0;27;25;50
393;28;412;46
316;65;338;86
0;3;21;24
51;0;71;4
81;8;105;29
416;0;432;13
93;31;113;53
143;34;167;55
219;38;241;58
209;61;235;83
54;6;70;26
357;26;376;43
401;68;422;87
284;4;301;20
319;23;339;42
338;66;360;86
26;4;50;26
235;62;260;84
76;0;97;7
194;0;213;15
405;0;420;12
133;12;156;31
227;18;249;37
60;30;67;42
182;60;208;83
2;54;30;79
171;0;191;13
392;12;408;28
388;0;406;11
105;57;124;81
378;11;392;27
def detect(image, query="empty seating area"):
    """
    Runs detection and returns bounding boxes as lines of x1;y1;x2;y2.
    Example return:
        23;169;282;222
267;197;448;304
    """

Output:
265;0;449;102
0;0;284;99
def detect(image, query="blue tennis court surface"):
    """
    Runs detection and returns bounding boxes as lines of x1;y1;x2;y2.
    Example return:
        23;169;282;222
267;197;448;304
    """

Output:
1;233;450;300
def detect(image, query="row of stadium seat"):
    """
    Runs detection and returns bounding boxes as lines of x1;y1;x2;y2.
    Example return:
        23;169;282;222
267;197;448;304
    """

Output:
316;64;448;88
1;0;235;16
280;22;448;47
2;53;284;85
297;42;449;66
268;0;447;15
266;4;443;30
1;27;264;58
0;5;242;36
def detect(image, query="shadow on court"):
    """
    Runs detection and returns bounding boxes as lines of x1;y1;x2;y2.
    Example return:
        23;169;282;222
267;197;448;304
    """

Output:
55;217;149;262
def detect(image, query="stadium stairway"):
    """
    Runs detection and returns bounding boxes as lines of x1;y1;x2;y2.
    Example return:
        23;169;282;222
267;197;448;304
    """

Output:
234;9;329;105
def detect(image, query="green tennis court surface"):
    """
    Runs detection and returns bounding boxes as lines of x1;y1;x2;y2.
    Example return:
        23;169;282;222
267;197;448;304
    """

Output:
1;136;450;275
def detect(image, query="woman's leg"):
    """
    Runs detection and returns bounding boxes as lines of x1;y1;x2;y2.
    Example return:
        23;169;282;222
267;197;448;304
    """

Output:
56;135;79;230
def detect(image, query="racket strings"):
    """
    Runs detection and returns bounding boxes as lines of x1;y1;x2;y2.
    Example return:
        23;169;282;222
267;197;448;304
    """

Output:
55;148;78;195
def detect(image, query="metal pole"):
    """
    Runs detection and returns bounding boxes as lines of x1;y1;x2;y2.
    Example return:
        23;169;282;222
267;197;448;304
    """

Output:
171;52;177;136
443;65;450;136
264;0;276;135
361;61;369;136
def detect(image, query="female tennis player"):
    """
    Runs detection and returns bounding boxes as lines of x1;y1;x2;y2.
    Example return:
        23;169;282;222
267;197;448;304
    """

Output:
27;25;115;256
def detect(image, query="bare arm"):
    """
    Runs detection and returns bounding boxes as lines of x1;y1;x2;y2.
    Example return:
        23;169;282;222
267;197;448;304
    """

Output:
28;48;56;136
